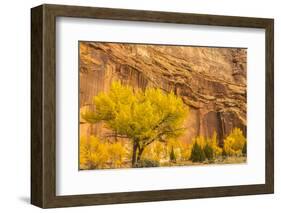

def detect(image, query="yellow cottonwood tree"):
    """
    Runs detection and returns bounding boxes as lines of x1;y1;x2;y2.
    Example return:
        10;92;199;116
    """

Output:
83;81;188;167
223;128;246;156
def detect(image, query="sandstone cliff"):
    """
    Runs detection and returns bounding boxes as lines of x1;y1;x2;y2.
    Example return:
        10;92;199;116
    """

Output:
79;42;247;146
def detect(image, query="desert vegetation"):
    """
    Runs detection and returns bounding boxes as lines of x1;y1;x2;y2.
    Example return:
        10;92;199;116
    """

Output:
80;82;246;170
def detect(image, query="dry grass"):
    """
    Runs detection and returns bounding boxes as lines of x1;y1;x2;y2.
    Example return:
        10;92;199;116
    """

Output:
158;156;247;168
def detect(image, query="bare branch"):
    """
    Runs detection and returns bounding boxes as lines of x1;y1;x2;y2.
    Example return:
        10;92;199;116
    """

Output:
103;133;129;139
143;127;187;146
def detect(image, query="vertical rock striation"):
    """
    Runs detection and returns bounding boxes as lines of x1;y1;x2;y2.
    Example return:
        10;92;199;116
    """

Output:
79;42;247;145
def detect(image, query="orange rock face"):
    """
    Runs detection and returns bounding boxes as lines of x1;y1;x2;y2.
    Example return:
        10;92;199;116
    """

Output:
79;42;247;145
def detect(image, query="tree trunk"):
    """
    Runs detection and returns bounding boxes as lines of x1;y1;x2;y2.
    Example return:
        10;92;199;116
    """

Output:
137;147;144;163
132;141;138;167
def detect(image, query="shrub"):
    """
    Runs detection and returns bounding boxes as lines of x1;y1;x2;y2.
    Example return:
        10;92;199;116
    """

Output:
80;136;109;169
210;132;222;157
223;128;246;156
190;142;206;162
170;146;176;162
193;136;205;148
142;141;165;162
204;143;214;160
166;139;181;160
189;133;221;162
137;159;160;168
80;136;127;169
179;141;192;161
107;142;127;168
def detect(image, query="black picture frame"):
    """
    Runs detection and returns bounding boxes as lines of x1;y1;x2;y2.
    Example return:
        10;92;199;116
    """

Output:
31;4;274;208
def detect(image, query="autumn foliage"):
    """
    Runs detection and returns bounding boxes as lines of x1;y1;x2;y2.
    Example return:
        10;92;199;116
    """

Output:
82;81;188;167
79;81;247;169
223;128;247;156
189;129;246;163
80;136;127;169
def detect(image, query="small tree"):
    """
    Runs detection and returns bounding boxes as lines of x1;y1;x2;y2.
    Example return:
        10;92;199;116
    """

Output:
170;146;176;163
83;81;188;167
210;131;222;157
223;128;246;156
190;142;206;162
79;136;109;169
179;141;191;161
204;143;214;160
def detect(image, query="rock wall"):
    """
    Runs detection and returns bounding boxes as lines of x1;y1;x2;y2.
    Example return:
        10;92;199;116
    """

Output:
79;42;247;145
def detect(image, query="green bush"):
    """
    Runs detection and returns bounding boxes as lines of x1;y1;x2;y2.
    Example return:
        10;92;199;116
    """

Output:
170;147;177;163
137;159;160;168
190;142;206;162
204;143;214;160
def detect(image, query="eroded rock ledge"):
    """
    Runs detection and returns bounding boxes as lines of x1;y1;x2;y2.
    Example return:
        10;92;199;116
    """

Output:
79;42;247;145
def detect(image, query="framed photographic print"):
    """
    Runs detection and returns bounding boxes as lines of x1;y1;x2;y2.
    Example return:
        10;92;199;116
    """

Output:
31;4;274;208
